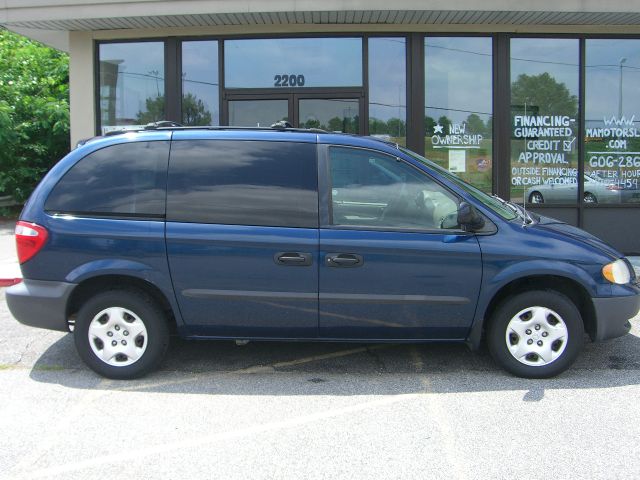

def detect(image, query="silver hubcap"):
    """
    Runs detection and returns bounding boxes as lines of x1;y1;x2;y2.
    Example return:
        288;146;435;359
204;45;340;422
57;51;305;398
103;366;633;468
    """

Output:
505;306;568;366
88;307;148;367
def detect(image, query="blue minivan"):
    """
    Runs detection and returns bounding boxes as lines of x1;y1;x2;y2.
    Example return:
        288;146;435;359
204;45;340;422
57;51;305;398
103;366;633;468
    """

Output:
6;126;640;379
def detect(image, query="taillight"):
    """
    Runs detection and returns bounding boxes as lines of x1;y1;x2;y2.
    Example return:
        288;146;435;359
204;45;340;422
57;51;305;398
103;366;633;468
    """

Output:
15;221;49;264
606;184;623;191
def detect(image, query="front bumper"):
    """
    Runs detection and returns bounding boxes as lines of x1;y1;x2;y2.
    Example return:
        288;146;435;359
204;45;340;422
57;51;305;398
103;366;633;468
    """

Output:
591;293;640;341
6;279;75;332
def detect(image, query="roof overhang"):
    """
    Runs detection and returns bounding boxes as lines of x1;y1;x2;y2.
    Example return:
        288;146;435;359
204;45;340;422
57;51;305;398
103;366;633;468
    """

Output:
4;0;640;51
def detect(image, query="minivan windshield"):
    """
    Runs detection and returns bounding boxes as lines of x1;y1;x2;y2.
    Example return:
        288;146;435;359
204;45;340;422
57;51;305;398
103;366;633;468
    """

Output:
399;147;520;222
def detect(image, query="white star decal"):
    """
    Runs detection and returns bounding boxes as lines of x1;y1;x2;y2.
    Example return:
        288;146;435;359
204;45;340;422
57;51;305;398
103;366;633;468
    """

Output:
433;123;444;134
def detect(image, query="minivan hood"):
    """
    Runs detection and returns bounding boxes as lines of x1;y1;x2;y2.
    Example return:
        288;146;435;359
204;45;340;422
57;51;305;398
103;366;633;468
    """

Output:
533;215;621;259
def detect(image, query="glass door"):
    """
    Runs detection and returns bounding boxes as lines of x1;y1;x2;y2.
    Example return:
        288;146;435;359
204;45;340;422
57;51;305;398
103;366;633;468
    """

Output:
297;97;361;133
227;98;290;127
225;93;363;133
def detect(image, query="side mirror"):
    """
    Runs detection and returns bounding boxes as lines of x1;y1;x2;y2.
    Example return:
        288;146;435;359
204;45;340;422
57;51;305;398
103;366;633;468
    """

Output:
457;201;485;231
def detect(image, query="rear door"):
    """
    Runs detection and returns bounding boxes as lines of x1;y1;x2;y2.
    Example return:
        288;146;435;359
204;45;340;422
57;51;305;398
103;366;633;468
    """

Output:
166;133;319;338
319;145;482;340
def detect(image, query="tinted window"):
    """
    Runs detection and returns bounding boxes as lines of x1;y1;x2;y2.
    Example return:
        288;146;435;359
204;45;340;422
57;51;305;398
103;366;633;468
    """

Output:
329;147;459;230
167;140;318;228
45;141;170;216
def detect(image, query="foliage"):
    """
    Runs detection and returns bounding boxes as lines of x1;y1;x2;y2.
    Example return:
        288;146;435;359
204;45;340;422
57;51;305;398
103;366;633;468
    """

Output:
136;93;212;126
511;72;577;117
0;30;70;201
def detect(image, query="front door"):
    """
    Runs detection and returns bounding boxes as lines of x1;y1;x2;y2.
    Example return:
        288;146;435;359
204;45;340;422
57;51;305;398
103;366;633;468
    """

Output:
225;93;363;133
319;145;483;340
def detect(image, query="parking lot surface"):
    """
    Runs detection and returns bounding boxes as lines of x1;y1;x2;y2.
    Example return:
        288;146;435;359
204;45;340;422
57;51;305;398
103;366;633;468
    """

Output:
1;284;640;480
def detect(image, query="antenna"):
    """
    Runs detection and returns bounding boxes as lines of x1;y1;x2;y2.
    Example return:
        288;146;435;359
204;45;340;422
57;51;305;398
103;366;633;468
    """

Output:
522;101;528;226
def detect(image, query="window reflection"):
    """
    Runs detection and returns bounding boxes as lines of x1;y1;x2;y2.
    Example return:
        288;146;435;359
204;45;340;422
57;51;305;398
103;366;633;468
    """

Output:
182;41;219;126
98;42;165;133
298;99;359;133
167;140;318;228
368;38;406;146
510;38;579;205
585;39;640;204
425;37;493;193
224;38;362;88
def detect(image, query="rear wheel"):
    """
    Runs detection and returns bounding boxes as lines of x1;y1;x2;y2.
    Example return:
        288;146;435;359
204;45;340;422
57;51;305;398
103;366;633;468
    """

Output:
487;290;583;378
584;192;598;204
74;290;169;379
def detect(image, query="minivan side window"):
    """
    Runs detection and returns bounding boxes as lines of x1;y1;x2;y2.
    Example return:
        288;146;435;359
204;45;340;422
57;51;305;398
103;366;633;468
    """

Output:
329;146;459;230
45;141;170;217
167;140;318;228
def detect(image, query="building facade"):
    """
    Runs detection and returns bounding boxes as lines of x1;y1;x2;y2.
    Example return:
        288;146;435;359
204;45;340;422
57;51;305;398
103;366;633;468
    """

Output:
3;1;640;252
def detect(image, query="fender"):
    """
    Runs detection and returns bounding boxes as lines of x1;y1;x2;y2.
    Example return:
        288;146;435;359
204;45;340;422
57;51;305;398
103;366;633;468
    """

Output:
65;258;185;327
466;259;610;349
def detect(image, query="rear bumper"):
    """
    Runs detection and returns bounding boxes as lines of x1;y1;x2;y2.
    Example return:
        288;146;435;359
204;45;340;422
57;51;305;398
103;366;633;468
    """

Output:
591;294;640;342
6;279;75;332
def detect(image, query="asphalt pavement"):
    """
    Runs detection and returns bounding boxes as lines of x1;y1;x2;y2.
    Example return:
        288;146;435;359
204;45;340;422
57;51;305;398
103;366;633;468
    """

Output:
1;220;640;479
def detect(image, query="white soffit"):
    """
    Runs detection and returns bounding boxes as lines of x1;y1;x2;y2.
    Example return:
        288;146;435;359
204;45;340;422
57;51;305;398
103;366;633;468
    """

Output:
4;9;640;31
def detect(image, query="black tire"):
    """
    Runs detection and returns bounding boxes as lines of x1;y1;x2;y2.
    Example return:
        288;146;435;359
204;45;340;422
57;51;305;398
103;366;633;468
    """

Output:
486;290;584;378
74;289;169;379
584;192;598;204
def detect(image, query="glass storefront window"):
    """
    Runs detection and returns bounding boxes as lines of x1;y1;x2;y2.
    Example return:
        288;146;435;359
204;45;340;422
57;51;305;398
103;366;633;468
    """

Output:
228;99;288;127
224;38;362;88
368;37;406;146
182;41;219;126
510;38;579;205
585;40;640;204
98;42;165;133
298;98;359;133
425;37;493;193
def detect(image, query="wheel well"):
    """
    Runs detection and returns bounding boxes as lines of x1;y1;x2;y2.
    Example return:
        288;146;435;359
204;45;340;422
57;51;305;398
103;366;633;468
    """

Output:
482;275;596;340
66;275;176;332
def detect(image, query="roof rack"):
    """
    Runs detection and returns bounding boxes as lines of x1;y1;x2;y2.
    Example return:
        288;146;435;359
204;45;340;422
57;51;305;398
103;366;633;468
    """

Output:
103;120;328;136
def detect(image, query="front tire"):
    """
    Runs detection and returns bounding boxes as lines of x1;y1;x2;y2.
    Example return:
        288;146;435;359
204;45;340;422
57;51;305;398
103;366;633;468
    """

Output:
487;290;584;378
74;290;169;379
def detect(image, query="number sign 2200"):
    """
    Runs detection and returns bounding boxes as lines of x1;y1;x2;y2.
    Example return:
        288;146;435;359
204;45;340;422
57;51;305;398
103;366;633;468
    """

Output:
274;74;306;87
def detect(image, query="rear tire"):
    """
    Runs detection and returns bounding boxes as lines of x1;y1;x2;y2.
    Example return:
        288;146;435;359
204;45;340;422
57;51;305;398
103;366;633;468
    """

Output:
487;290;583;378
74;289;169;379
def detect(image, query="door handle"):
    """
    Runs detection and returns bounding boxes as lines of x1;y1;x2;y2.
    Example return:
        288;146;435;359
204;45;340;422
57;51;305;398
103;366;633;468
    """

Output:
325;253;364;267
274;252;313;266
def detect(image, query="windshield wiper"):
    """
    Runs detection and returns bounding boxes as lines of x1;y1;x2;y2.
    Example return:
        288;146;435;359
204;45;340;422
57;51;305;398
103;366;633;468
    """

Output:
492;195;535;225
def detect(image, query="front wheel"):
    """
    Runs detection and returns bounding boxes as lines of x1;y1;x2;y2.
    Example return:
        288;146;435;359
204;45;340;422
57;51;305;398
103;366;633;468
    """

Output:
487;290;584;378
74;290;169;379
528;191;544;204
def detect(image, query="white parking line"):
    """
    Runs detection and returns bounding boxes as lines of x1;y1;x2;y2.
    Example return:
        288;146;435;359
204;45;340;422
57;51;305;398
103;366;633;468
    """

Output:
23;392;424;479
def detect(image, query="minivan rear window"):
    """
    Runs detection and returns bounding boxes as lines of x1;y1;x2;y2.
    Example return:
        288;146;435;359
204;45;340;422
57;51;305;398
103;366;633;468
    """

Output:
167;140;318;228
45;141;170;217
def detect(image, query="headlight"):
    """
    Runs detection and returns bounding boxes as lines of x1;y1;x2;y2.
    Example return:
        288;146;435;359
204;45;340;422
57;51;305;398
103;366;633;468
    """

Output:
602;259;631;284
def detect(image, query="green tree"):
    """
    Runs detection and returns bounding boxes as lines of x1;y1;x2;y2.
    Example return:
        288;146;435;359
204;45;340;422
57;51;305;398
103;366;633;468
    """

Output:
0;30;69;201
137;93;212;126
465;113;486;135
437;116;452;135
424;116;436;135
511;72;577;117
369;117;389;135
386;118;406;137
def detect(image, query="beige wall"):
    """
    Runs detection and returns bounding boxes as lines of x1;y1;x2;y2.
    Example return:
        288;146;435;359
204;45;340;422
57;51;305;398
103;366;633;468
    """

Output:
68;31;95;145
